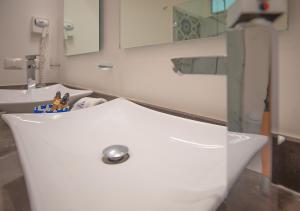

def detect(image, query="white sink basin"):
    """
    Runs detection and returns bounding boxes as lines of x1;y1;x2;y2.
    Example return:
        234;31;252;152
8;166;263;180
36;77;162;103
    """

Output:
0;84;92;113
227;132;268;190
2;98;267;211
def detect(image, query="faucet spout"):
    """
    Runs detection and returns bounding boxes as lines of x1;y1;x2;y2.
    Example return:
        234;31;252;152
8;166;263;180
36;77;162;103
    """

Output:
26;55;39;90
226;21;280;178
227;21;278;135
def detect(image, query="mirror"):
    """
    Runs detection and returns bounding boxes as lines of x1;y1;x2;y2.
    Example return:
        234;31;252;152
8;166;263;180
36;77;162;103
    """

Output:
64;0;100;56
120;0;288;49
172;57;227;75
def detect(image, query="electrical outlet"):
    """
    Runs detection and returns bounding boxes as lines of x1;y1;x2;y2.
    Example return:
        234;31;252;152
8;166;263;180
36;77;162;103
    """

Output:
3;58;24;70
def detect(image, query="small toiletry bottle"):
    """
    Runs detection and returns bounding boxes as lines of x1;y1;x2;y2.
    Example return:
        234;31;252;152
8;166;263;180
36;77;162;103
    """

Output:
51;91;61;111
58;93;70;110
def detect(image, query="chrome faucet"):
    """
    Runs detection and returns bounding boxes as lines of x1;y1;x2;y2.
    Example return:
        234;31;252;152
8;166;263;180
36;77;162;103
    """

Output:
227;26;273;134
226;1;285;134
26;55;38;90
226;0;286;178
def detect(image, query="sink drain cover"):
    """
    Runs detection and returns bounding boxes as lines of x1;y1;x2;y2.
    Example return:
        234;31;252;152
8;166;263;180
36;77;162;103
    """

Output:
102;145;129;164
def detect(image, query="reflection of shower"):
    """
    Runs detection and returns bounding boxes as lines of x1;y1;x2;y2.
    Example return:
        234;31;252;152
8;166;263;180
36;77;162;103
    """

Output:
173;8;202;41
216;0;227;35
173;1;231;40
171;57;227;75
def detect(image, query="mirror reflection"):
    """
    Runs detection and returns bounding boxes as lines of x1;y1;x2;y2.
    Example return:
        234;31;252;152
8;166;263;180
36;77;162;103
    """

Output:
172;57;227;75
121;0;288;49
64;0;100;56
173;0;230;42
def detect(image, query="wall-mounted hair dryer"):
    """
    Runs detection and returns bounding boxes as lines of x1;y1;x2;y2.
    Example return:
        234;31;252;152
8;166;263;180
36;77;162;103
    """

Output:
31;17;50;84
64;21;74;40
32;17;49;37
64;22;74;31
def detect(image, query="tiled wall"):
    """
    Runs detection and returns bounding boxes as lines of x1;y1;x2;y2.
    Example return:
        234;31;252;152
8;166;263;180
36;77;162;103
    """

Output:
173;8;226;41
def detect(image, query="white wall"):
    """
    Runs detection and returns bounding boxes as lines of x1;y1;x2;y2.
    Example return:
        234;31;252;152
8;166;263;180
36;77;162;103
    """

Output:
60;0;299;139
61;0;227;122
121;0;174;48
0;0;60;86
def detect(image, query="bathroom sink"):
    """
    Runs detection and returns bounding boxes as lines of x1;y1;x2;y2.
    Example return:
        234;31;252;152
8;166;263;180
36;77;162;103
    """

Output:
2;98;267;211
227;132;267;190
0;84;92;113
